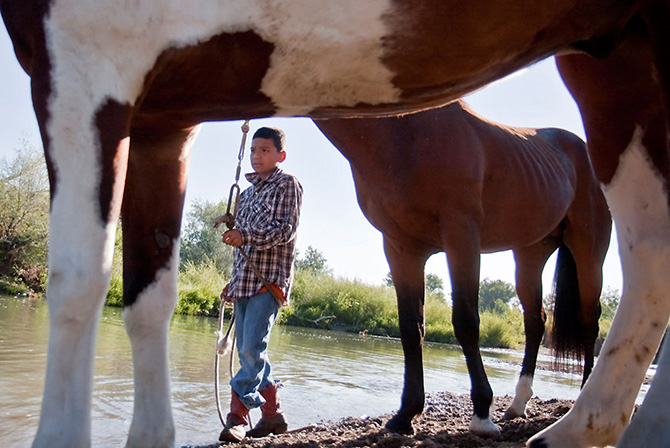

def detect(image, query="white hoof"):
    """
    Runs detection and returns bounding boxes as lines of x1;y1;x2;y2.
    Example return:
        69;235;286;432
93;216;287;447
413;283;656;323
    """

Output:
503;405;526;420
469;415;500;437
505;375;533;419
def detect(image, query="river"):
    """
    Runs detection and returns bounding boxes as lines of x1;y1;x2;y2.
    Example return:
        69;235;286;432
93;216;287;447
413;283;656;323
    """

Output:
0;295;648;447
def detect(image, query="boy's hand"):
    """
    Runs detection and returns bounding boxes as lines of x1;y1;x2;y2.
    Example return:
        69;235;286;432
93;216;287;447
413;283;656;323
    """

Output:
222;229;243;247
220;283;234;305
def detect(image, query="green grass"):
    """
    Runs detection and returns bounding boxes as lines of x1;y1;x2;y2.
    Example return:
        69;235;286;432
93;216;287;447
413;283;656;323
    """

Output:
105;258;229;317
174;259;228;316
100;262;612;350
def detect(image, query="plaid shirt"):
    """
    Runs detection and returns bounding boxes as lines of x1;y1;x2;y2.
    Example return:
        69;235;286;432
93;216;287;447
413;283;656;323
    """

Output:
228;167;303;304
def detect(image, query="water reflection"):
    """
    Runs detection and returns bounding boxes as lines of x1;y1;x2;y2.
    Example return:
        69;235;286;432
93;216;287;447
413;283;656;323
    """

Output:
0;295;642;447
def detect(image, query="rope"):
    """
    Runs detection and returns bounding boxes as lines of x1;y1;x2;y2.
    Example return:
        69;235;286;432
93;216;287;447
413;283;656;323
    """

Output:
214;119;250;428
214;301;235;426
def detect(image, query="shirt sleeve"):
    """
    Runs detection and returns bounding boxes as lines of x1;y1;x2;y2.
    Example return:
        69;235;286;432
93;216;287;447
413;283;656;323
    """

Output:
239;176;303;250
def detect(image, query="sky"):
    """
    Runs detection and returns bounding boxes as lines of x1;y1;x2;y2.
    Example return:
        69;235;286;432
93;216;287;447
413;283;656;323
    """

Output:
0;26;623;296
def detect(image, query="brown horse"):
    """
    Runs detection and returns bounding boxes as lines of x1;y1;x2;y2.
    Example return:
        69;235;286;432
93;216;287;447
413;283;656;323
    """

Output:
315;100;612;435
2;1;670;447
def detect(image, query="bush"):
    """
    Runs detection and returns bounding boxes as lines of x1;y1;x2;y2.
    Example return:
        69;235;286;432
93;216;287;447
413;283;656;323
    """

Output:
175;259;228;316
0;143;49;294
286;270;399;335
425;293;456;344
101;253;530;350
106;271;124;307
104;255;229;318
479;309;525;348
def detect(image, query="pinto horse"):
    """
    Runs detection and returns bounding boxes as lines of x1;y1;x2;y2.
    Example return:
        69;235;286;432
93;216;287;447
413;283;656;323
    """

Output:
2;1;670;447
315;100;612;436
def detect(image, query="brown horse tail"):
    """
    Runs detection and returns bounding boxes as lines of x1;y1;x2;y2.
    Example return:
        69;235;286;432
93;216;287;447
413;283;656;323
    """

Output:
550;243;584;366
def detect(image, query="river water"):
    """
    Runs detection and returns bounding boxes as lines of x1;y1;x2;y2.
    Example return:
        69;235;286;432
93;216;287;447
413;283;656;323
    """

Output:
0;295;648;447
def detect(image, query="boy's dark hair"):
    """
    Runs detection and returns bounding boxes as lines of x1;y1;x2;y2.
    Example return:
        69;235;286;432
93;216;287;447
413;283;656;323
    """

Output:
253;127;285;152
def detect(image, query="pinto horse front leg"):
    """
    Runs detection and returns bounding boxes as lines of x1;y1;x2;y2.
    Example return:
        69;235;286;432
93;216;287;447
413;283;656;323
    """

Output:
33;92;131;446
121;125;198;448
382;237;429;434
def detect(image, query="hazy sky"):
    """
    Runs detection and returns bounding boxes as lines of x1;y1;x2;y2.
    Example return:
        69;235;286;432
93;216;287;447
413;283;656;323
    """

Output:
0;26;623;296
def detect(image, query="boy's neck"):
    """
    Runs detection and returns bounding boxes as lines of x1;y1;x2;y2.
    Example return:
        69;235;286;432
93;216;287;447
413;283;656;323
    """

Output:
257;166;278;181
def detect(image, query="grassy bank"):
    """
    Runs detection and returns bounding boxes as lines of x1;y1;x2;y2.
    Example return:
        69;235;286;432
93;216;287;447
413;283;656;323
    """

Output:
104;262;528;349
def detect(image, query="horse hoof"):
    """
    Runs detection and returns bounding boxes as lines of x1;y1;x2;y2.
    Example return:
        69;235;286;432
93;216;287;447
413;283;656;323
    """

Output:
526;438;549;448
385;414;414;435
503;406;526;420
469;415;500;437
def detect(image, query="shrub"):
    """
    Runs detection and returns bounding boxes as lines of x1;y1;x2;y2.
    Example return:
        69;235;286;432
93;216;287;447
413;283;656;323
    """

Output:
175;259;228;316
287;270;399;335
479;309;525;349
106;271;124;307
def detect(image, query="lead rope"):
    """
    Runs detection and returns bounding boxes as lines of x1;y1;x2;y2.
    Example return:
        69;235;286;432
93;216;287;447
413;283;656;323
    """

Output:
214;119;284;429
214;119;250;428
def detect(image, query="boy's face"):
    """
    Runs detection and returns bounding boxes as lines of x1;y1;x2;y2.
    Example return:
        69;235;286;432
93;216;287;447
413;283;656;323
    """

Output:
250;137;286;180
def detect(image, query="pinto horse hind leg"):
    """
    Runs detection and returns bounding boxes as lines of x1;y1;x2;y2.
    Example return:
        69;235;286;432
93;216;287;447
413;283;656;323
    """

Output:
616;4;670;447
120;125;199;448
528;167;670;448
382;237;430;434
504;240;558;420
528;21;670;448
32;90;132;445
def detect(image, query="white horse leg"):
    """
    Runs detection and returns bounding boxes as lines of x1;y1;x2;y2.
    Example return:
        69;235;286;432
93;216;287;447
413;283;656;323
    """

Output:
33;221;116;448
32;102;129;448
123;245;180;448
505;374;534;419
528;128;670;448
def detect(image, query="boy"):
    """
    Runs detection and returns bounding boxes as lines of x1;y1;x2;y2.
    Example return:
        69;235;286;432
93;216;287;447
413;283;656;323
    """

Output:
214;126;303;442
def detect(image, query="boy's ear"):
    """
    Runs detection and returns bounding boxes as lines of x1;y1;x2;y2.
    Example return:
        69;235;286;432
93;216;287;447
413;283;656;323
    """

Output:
279;150;287;162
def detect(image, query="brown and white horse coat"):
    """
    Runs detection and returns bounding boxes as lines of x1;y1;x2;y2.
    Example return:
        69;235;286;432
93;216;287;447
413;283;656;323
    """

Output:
1;1;669;447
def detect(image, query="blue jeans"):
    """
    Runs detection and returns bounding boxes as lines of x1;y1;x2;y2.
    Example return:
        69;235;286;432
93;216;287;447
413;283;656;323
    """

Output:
230;290;280;409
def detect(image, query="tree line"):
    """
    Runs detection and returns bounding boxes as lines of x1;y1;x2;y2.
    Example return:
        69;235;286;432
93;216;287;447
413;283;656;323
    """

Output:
0;144;621;349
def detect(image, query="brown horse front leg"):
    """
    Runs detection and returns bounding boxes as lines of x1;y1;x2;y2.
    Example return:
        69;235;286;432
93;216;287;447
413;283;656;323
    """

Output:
447;238;499;436
383;237;428;434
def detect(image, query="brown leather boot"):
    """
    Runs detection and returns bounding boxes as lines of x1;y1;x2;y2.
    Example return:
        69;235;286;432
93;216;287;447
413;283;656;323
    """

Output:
246;384;288;438
219;390;249;442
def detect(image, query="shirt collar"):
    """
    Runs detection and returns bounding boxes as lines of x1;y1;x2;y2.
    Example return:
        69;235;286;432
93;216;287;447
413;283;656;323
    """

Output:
245;167;283;187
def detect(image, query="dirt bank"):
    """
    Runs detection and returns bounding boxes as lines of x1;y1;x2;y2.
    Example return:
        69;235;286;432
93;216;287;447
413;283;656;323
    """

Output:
188;391;573;448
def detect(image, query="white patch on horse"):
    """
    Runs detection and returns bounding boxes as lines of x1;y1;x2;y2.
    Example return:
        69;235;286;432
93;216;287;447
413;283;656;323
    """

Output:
255;0;400;115
527;125;670;448
46;1;398;119
469;413;500;437
123;243;181;447
618;338;670;447
505;374;533;418
35;201;118;447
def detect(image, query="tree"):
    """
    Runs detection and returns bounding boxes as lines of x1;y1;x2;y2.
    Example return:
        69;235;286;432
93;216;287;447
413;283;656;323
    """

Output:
383;271;445;299
599;286;620;320
426;273;443;293
383;271;394;287
426;273;445;299
180;199;234;273
295;246;331;274
478;278;517;313
0;140;50;292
